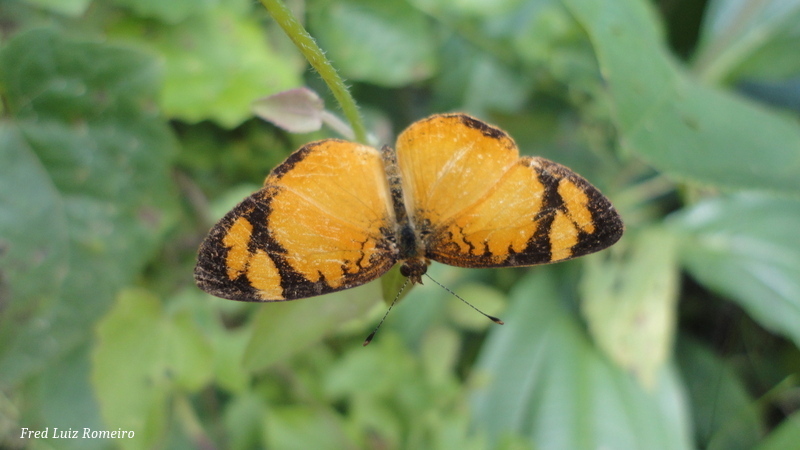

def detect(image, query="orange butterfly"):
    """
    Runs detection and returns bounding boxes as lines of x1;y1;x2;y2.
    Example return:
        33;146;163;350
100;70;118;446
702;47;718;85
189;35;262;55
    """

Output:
195;113;623;302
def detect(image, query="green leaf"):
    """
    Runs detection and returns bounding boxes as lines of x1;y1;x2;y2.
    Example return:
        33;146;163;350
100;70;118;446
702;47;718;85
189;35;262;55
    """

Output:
109;0;217;23
38;344;106;450
470;268;693;449
756;410;800;450
92;289;214;446
676;337;763;449
108;5;303;127
668;193;800;348
694;0;800;83
223;395;267;450
0;27;177;387
410;0;526;17
308;0;437;87
431;37;532;115
581;227;680;388
0;125;68;346
242;283;378;371
562;0;800;194
264;405;356;450
20;0;92;16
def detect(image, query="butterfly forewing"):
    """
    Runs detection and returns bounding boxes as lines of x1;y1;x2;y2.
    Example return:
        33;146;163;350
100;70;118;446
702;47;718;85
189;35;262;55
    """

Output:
395;114;519;227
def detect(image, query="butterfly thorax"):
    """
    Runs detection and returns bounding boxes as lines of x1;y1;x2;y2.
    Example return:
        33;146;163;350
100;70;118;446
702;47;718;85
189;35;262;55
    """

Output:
381;145;430;284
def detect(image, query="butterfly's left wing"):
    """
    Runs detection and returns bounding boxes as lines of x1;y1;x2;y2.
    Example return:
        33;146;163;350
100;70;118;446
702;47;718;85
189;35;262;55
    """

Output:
195;140;398;301
396;113;623;268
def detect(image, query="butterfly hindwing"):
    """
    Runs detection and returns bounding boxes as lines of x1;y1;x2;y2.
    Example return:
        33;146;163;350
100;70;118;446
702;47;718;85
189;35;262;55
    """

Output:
195;140;398;301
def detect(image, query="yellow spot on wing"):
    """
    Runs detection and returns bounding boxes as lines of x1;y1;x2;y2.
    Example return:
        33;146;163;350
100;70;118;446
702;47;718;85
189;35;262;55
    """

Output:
247;249;283;300
549;210;579;261
558;178;595;233
223;217;253;280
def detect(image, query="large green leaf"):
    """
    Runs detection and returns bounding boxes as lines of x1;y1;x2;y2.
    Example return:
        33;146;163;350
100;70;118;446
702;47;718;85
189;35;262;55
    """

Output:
562;0;800;194
107;4;303;127
0;27;177;386
308;0;437;87
668;193;800;348
470;268;693;449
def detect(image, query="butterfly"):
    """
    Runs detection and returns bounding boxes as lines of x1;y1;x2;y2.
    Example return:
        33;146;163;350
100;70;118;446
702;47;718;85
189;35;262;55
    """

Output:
194;113;623;302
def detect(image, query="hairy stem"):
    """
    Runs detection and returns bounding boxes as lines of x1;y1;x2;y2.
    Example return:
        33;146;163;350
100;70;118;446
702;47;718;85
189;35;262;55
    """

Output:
259;0;368;143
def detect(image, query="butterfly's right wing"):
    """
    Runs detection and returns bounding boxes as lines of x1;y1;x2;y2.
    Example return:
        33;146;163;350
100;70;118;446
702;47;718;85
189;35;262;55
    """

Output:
395;114;623;269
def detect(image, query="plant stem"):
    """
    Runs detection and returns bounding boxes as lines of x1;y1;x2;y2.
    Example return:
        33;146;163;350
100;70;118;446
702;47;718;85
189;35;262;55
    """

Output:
259;0;368;143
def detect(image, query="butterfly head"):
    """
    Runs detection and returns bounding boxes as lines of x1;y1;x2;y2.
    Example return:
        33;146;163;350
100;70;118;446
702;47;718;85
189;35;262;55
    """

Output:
399;256;430;285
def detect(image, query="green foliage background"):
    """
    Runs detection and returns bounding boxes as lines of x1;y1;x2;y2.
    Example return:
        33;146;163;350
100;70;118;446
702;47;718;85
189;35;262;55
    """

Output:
1;0;800;448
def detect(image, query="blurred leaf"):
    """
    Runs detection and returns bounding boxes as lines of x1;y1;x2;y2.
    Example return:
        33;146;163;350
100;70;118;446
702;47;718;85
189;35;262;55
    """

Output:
21;0;91;16
309;0;437;87
0;27;177;386
242;283;378;371
37;344;106;450
669;193;800;348
264;405;357;450
109;0;217;23
737;78;800;113
223;395;267;450
420;327;460;386
756;410;800;450
470;268;693;449
0;125;68;345
694;0;800;83
582;227;680;388
324;333;417;398
563;0;800;194
410;0;526;17
92;289;214;447
430;36;532;115
323;333;477;449
676;337;763;449
108;4;303;127
212;326;252;394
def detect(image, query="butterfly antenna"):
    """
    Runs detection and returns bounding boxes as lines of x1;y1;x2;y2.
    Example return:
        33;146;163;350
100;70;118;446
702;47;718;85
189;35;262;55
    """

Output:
425;274;504;325
363;278;410;346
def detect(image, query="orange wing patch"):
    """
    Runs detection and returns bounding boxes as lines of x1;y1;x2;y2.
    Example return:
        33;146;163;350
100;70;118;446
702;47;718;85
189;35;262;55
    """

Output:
195;113;623;303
